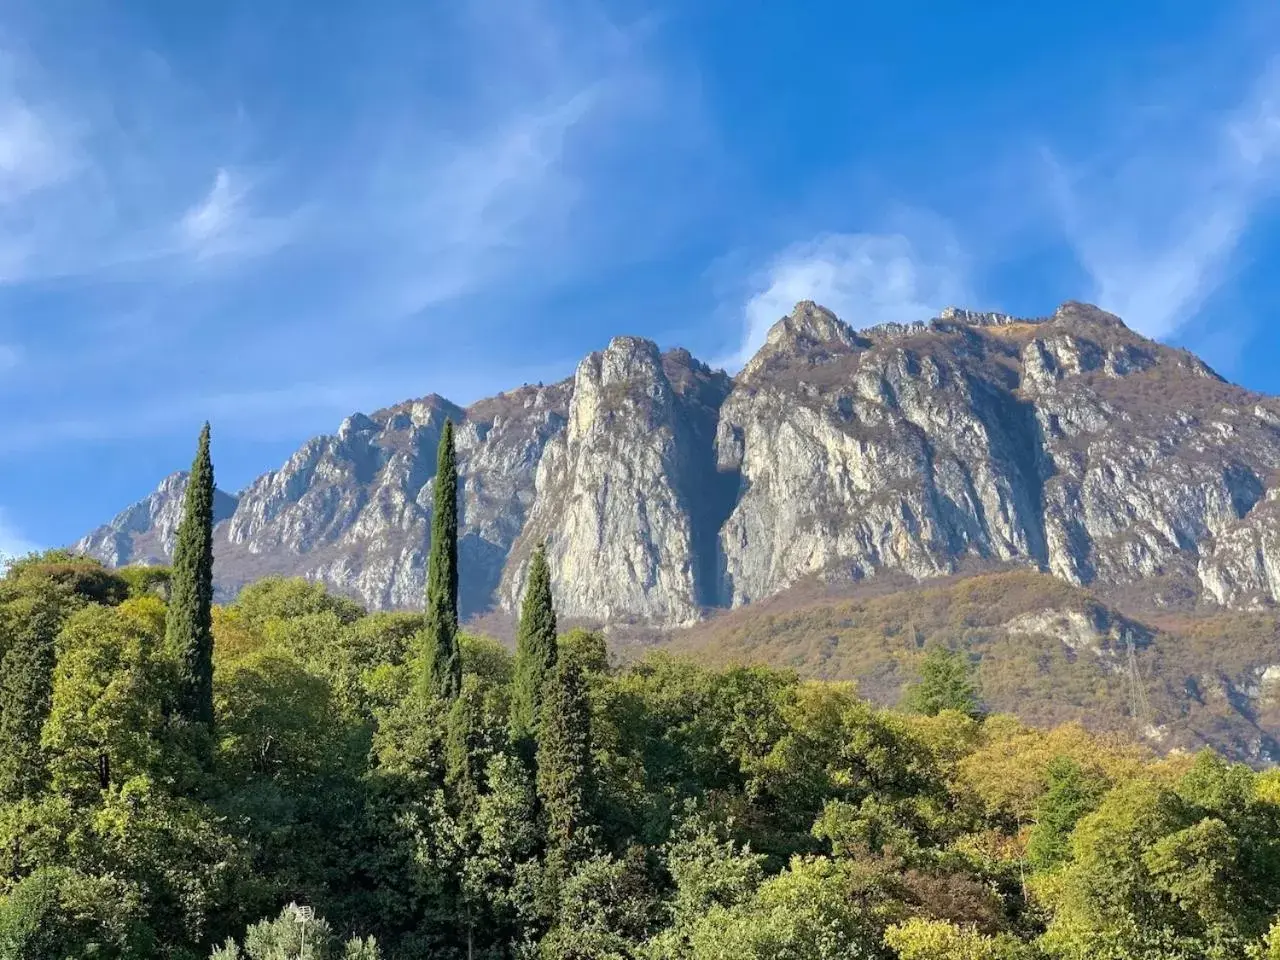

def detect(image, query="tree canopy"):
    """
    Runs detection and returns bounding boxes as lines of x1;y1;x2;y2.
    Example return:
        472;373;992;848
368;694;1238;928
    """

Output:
1;551;1278;959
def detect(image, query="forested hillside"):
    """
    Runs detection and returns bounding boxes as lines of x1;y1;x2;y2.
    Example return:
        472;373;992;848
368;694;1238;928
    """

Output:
7;425;1280;959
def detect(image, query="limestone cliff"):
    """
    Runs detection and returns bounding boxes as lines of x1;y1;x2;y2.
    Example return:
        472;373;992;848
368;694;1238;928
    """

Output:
76;299;1280;626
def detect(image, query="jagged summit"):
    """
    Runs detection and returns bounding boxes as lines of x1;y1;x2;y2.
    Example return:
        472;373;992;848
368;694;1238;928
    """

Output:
75;297;1280;633
740;301;861;378
75;471;239;567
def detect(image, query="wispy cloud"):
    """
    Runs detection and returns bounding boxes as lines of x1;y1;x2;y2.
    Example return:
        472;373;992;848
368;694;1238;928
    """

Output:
367;86;603;316
1047;57;1280;338
0;508;38;563
0;97;76;204
0;0;694;454
178;166;297;262
723;223;972;369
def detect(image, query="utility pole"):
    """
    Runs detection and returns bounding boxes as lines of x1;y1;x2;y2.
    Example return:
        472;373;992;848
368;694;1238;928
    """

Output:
295;904;315;959
1125;634;1152;734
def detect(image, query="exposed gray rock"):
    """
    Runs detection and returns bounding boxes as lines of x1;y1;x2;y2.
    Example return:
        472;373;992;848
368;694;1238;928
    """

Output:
75;472;238;566
499;338;731;625
73;297;1280;629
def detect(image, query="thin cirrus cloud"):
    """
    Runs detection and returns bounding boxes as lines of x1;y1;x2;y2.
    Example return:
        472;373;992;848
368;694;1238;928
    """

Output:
0;0;695;453
0;507;38;563
363;86;604;318
1045;56;1280;340
177;167;298;263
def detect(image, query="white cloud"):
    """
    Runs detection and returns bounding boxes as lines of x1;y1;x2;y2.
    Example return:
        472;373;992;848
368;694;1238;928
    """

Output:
0;343;19;370
0;509;37;565
378;87;600;315
726;227;971;370
1049;58;1280;338
0;98;75;203
180;168;242;245
178;166;296;262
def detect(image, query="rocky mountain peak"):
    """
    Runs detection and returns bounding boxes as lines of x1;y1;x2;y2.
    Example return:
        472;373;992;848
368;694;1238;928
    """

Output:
1052;300;1128;329
935;306;1029;328
741;300;861;379
770;300;858;349
75;297;1280;633
76;471;239;567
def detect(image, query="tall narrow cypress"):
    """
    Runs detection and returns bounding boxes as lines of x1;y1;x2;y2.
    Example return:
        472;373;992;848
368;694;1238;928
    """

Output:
422;419;462;702
536;656;593;865
0;595;62;800
166;422;216;727
510;544;557;747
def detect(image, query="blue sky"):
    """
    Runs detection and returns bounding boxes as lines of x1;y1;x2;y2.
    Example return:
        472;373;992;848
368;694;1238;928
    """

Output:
3;0;1280;554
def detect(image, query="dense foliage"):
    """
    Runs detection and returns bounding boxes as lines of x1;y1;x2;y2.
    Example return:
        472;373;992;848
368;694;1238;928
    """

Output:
167;424;217;729
422;420;461;704
4;544;1280;957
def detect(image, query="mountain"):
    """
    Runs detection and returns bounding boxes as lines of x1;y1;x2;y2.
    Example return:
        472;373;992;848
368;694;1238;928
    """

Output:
75;298;1280;758
76;470;240;566
76;299;1280;623
661;567;1280;763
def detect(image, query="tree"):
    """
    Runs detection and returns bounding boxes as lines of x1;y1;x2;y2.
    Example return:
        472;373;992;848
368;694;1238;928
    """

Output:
421;419;462;703
537;657;594;870
1035;763;1280;960
211;903;382;959
42;603;170;800
884;917;1036;959
648;812;765;959
166;423;217;728
511;544;558;749
0;866;150;959
684;856;884;960
1026;756;1106;871
0;590;66;801
902;645;982;718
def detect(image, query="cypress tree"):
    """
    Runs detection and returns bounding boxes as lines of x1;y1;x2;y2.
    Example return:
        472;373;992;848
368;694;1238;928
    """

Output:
422;419;462;702
510;544;557;748
535;656;593;865
166;422;216;727
0;598;61;800
444;678;485;814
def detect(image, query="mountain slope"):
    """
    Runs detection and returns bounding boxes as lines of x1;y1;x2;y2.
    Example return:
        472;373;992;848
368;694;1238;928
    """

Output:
76;299;1280;625
658;567;1280;762
75;471;239;566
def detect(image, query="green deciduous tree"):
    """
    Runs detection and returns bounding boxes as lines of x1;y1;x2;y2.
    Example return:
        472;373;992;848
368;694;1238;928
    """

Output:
42;603;171;800
211;903;382;959
685;856;885;960
1036;755;1280;960
648;812;765;959
884;917;1037;960
421;419;461;703
0;866;150;960
166;423;217;728
511;544;558;749
1026;756;1106;872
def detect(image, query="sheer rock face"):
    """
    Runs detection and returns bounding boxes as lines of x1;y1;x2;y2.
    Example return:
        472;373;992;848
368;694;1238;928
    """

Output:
80;386;570;616
76;299;1280;624
498;338;732;625
75;472;239;566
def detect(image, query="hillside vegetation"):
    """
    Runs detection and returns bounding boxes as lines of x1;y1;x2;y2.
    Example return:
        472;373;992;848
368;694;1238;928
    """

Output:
5;552;1280;958
13;422;1280;959
664;569;1280;761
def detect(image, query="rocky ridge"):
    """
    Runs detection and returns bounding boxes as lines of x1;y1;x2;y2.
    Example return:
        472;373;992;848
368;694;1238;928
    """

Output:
77;299;1280;626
